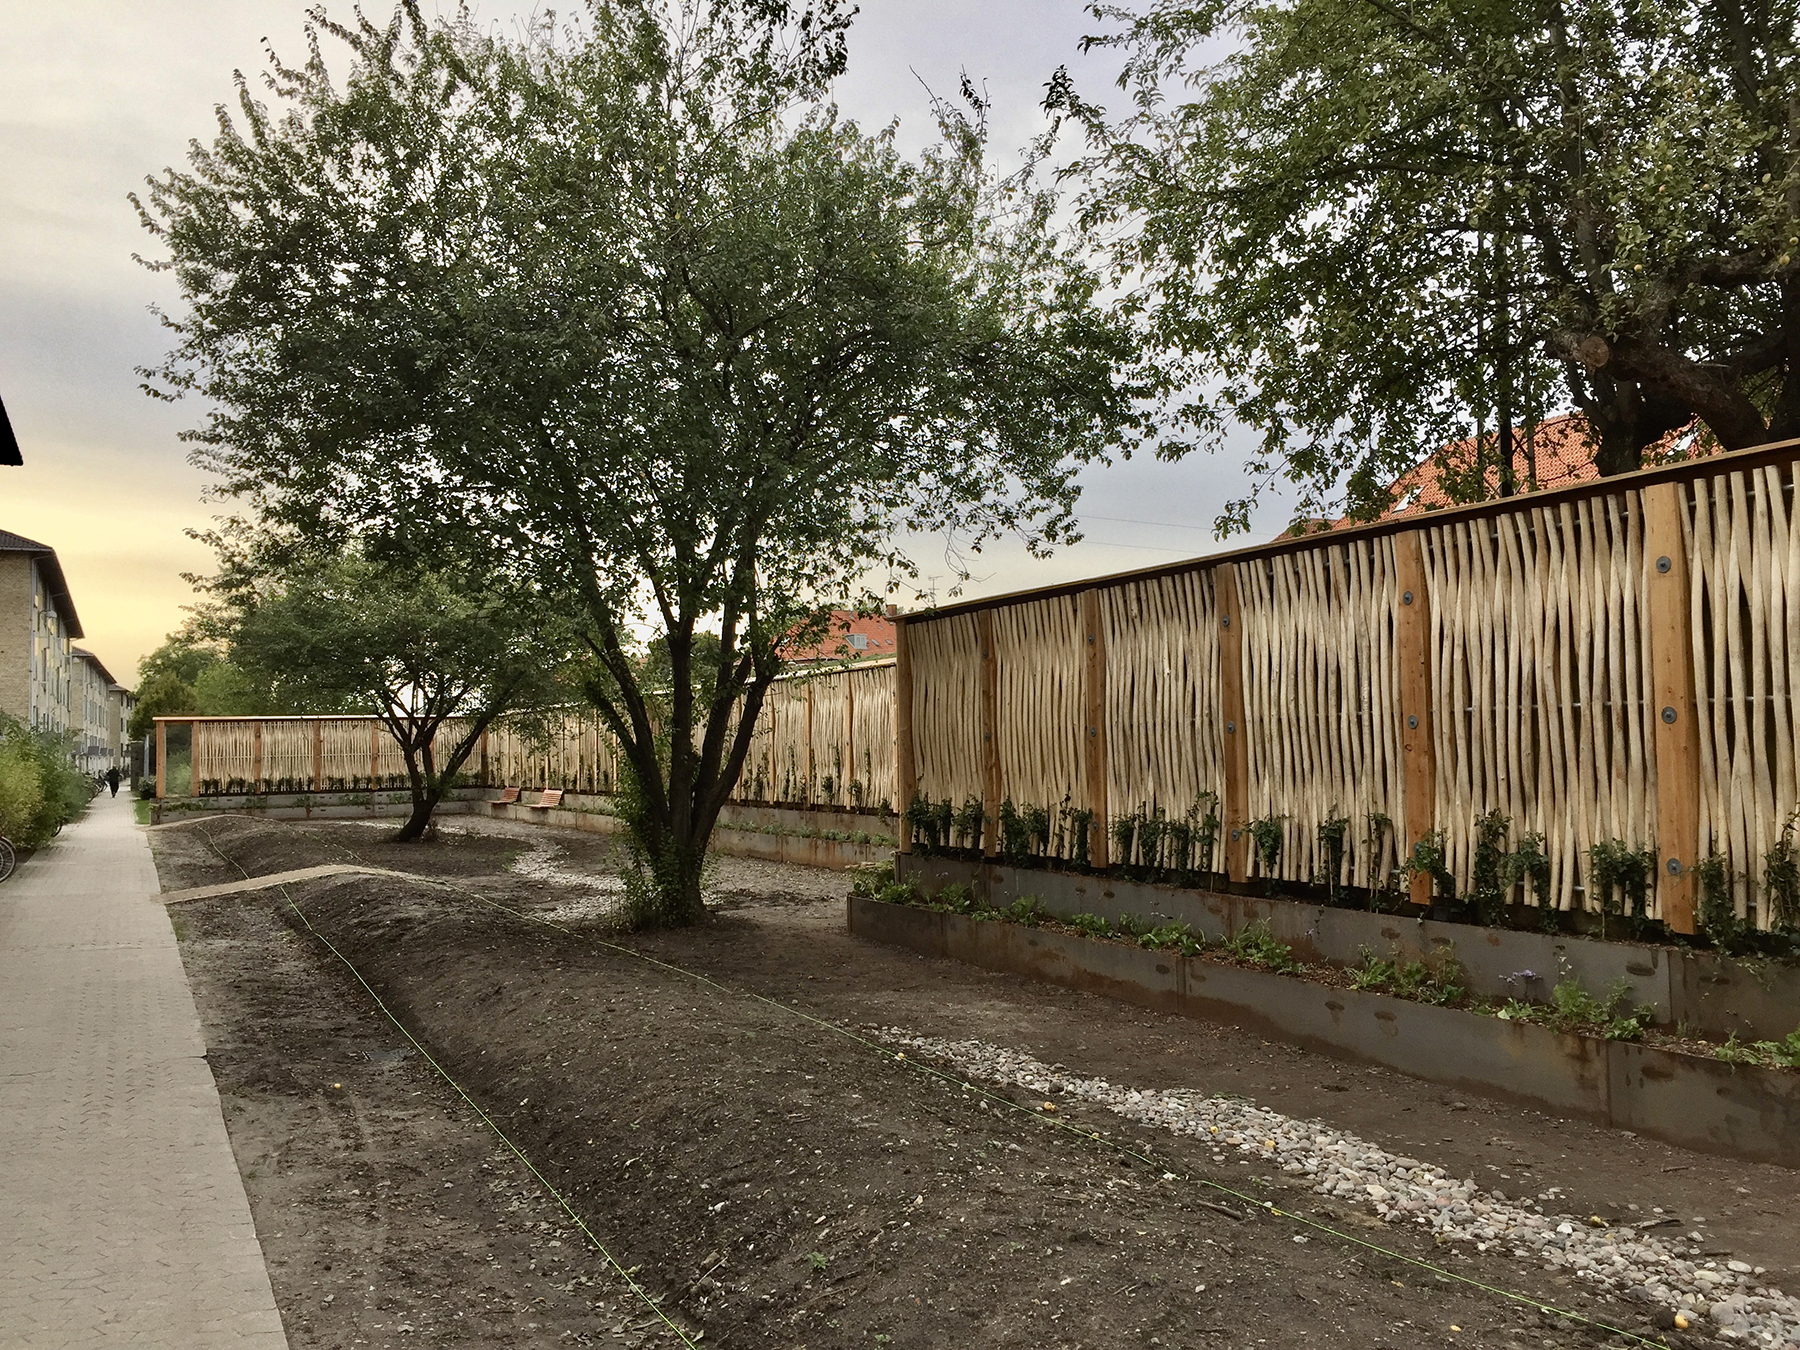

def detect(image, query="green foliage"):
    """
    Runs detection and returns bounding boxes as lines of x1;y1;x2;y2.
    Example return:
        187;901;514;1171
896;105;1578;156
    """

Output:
1765;812;1800;933
229;556;569;842
128;671;198;741
1246;816;1283;894
906;796;954;854
0;718;91;847
1469;810;1513;926
1315;809;1349;904
1508;831;1554;915
933;882;981;914
1403;830;1455;903
1539;976;1655;1041
1221;921;1299;973
1064;806;1094;869
140;0;1146;926
1069;912;1112;938
1005;895;1045;927
1053;0;1800;531
1586;839;1657;937
1347;945;1465;1004
953;796;986;852
1697;854;1753;954
1111;813;1138;867
1113;910;1146;938
1139;921;1203;955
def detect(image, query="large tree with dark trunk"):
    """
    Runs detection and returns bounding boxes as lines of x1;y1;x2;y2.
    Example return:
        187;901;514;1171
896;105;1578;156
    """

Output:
1053;0;1800;527
135;1;1146;923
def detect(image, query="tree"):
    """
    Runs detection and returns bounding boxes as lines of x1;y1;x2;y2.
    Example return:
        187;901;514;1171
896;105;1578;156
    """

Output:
1052;0;1800;527
230;559;566;840
136;1;1146;923
128;671;198;741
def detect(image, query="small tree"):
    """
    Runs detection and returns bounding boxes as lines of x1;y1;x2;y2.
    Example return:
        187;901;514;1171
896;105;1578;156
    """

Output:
138;1;1146;922
231;559;566;840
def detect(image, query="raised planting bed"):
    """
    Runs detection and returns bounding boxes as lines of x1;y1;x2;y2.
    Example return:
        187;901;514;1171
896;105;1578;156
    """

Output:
899;854;1800;1045
848;893;1800;1167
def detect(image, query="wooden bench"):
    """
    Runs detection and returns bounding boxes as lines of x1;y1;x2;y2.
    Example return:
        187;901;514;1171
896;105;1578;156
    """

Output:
526;789;564;810
490;787;520;806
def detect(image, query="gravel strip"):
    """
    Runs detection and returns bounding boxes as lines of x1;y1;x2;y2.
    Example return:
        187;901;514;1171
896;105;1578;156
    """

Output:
884;1030;1800;1347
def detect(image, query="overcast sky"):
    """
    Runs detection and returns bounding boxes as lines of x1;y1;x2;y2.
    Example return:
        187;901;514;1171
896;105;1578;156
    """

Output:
0;0;1289;683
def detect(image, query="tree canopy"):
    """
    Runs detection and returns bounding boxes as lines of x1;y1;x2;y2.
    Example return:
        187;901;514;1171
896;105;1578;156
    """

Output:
1053;0;1800;527
230;558;567;838
136;0;1146;921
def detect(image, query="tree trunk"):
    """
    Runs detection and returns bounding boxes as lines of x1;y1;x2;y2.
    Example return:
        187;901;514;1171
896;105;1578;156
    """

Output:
393;783;443;842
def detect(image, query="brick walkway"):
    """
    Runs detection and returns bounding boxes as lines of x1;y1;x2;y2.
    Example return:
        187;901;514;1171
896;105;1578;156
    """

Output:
0;793;288;1348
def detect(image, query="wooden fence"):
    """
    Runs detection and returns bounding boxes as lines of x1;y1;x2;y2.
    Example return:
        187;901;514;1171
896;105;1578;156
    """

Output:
154;659;896;811
895;438;1800;934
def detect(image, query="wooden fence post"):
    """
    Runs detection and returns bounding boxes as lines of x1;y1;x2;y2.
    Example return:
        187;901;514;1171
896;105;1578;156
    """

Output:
480;727;490;788
894;617;915;851
251;720;263;788
978;608;1001;857
1393;530;1437;906
1643;482;1702;934
1080;589;1110;869
843;675;856;809
311;720;324;793
1213;565;1251;882
155;720;167;800
805;681;815;805
370;722;381;784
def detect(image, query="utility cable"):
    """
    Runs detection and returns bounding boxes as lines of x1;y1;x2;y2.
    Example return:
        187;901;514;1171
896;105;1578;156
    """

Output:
223;816;1671;1348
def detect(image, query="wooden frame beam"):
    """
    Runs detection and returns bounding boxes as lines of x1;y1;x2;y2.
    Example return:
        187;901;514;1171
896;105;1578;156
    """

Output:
1393;530;1437;906
1080;589;1109;870
1643;482;1702;934
1213;564;1251;882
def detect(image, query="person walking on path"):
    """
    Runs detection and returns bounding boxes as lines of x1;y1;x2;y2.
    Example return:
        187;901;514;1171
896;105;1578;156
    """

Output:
0;791;288;1347
105;766;120;797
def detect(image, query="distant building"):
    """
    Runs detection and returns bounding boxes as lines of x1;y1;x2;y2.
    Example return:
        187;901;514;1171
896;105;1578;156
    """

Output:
778;609;899;664
1354;413;1706;523
69;648;130;773
0;529;83;734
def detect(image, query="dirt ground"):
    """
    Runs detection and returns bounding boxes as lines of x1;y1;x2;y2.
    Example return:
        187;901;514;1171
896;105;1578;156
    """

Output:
153;814;1800;1350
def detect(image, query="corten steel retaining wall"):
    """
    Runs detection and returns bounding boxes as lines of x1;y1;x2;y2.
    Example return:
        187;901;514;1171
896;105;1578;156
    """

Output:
892;437;1800;937
900;854;1800;1044
849;896;1800;1167
151;791;890;870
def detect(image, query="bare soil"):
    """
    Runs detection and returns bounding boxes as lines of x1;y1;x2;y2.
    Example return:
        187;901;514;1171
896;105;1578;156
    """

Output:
153;814;1800;1350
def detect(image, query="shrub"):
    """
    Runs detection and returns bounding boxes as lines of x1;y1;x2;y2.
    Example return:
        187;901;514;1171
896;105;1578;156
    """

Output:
0;719;90;847
1069;912;1112;937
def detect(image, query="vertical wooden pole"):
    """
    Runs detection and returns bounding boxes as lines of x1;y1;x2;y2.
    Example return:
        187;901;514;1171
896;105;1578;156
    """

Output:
805;682;815;804
1643;482;1702;934
251;721;263;788
480;727;491;789
188;721;199;798
843;675;856;808
894;617;915;850
1214;565;1252;882
1080;589;1110;869
155;720;167;800
1393;530;1438;906
978;608;1001;858
370;722;381;784
312;720;324;793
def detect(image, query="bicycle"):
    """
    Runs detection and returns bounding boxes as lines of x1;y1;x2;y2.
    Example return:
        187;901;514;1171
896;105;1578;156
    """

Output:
0;834;14;885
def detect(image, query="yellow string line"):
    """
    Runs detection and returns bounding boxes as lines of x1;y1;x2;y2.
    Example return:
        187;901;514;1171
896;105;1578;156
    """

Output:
187;823;702;1350
233;815;1669;1348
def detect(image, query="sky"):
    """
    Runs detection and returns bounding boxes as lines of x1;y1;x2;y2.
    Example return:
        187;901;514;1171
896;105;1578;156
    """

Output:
0;0;1290;684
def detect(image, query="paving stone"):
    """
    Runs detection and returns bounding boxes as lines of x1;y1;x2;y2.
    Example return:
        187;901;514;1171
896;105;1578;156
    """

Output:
0;796;288;1347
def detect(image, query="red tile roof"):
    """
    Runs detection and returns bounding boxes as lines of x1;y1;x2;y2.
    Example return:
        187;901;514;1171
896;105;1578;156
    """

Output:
1360;413;1711;523
779;610;898;663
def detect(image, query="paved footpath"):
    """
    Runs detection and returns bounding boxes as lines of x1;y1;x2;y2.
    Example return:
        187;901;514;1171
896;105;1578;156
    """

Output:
0;793;288;1348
